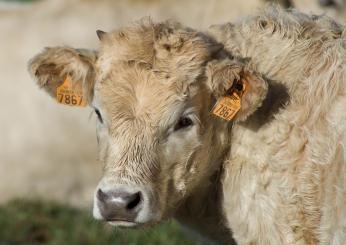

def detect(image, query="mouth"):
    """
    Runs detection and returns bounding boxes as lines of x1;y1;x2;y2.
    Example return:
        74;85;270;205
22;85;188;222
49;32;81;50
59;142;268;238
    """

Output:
106;220;141;227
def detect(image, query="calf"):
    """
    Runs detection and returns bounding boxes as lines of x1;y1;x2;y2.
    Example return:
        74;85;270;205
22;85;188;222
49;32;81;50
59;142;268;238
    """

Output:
29;7;346;245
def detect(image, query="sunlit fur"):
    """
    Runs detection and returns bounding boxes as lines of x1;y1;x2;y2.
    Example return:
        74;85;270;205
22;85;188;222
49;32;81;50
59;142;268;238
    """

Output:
28;6;346;245
209;7;346;244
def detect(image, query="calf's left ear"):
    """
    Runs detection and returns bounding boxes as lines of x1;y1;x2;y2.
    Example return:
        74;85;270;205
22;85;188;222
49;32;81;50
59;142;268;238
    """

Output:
206;58;268;122
28;47;97;105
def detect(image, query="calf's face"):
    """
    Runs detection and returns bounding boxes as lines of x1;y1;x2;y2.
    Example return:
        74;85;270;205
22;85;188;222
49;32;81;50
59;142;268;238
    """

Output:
28;20;267;227
92;63;213;226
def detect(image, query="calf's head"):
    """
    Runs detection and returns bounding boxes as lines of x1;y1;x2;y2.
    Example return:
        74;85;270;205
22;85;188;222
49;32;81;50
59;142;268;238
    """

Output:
28;19;267;227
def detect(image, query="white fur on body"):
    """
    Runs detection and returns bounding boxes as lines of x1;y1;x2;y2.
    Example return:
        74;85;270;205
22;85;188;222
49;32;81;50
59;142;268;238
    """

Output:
209;8;346;245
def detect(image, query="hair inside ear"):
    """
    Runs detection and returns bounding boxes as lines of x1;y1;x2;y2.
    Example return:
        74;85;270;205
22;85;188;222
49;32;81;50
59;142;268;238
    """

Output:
28;47;97;106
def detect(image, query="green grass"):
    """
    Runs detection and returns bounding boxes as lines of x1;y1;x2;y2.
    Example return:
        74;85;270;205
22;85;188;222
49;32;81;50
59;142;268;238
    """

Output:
0;199;194;245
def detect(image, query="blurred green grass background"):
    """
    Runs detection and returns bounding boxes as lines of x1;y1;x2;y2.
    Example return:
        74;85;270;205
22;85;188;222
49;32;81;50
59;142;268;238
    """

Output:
0;199;194;245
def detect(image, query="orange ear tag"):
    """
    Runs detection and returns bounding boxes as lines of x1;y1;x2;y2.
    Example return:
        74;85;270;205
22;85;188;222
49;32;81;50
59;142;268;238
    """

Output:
56;75;87;107
212;79;247;121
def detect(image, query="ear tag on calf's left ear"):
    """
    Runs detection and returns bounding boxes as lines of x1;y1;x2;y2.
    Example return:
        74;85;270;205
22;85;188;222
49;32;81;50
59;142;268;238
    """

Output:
56;75;87;107
212;79;247;121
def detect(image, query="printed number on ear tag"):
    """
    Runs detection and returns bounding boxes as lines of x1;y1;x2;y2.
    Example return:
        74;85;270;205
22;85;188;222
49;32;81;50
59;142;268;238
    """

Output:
56;75;87;107
212;93;241;121
212;79;247;121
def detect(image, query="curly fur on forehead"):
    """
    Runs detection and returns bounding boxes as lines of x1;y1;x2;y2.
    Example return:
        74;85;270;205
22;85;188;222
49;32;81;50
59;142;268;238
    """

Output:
94;18;224;131
95;61;186;132
96;18;224;85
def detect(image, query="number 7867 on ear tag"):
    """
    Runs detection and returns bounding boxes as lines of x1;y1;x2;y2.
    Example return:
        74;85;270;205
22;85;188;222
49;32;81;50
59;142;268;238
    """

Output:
56;75;87;107
212;93;241;121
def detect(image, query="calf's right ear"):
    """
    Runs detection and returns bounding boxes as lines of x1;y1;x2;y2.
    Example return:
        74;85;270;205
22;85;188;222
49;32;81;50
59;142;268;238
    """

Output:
28;47;97;105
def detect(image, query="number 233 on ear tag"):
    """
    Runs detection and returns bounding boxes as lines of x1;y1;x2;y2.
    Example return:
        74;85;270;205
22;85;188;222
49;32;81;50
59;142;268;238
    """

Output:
56;75;87;107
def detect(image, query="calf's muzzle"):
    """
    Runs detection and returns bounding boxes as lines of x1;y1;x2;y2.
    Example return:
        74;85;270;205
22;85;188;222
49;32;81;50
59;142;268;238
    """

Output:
96;188;143;222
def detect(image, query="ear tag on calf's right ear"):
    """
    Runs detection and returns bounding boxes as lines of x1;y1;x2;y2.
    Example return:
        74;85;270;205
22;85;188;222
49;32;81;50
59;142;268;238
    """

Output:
56;75;87;107
212;79;247;121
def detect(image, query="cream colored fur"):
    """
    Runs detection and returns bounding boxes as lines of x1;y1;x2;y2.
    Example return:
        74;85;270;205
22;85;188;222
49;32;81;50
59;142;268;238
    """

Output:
28;6;346;245
209;7;346;245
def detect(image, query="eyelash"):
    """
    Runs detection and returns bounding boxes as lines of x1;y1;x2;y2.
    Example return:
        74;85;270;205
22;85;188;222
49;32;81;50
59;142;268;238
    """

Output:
94;108;103;123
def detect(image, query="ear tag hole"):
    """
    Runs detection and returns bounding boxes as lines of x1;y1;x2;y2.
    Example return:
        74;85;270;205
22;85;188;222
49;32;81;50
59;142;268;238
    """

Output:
234;82;243;92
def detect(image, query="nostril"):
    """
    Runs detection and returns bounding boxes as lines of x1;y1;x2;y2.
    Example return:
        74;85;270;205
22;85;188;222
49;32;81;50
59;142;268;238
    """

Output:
319;0;336;6
126;192;142;210
97;189;108;202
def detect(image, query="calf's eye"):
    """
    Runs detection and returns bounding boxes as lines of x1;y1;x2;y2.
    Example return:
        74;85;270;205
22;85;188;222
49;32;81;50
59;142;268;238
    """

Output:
94;108;103;123
174;116;193;131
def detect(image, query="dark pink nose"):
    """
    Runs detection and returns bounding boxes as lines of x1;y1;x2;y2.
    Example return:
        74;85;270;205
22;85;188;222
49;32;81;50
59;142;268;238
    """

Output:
96;188;143;222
